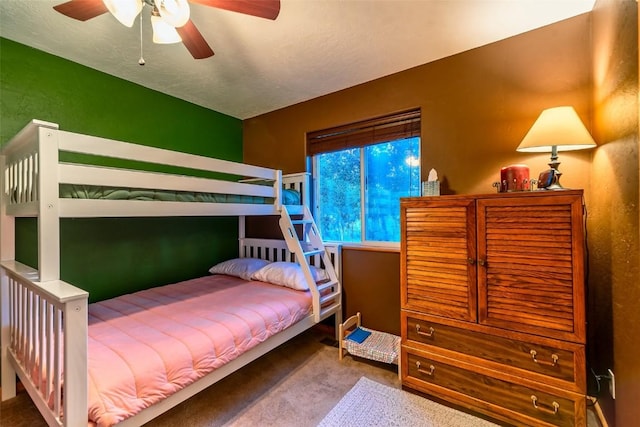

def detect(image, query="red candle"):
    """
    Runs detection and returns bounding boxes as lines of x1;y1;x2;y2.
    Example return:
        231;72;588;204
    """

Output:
500;165;529;192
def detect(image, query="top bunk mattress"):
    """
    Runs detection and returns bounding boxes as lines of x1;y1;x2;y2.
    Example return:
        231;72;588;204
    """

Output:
59;184;301;205
87;274;312;427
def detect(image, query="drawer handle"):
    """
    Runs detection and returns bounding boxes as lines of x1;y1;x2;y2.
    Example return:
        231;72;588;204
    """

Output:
530;395;560;415
416;361;435;376
530;350;559;367
416;324;435;338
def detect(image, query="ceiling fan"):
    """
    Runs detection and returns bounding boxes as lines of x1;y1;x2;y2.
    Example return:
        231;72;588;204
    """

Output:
53;0;281;59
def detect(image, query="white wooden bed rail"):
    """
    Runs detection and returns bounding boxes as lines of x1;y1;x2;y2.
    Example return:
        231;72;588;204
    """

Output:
0;119;289;282
0;120;57;217
0;260;88;427
2;119;284;219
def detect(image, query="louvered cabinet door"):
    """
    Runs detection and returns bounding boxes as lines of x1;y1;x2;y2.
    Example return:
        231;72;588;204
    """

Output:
476;192;586;343
401;198;477;322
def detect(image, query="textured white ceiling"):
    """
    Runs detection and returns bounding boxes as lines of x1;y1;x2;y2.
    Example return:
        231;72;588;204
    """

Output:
0;0;595;119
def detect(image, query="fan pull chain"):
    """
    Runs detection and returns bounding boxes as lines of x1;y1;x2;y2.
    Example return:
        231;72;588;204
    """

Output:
139;11;145;66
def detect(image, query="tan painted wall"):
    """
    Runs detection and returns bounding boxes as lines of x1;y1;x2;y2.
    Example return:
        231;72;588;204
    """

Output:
591;1;640;425
244;14;594;337
341;248;401;336
245;15;593;196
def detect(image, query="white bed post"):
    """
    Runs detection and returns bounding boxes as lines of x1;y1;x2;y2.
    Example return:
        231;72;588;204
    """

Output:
274;170;283;213
38;128;60;282
238;215;246;257
1;153;17;400
300;172;311;208
37;127;89;426
63;296;89;427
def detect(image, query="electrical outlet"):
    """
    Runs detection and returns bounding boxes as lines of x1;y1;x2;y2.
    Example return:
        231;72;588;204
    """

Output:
608;369;616;399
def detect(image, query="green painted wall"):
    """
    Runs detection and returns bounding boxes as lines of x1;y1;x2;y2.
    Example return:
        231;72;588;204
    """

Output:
1;38;242;302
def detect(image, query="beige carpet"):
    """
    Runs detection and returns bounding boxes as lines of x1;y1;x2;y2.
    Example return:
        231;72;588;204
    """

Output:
318;376;499;427
1;326;602;427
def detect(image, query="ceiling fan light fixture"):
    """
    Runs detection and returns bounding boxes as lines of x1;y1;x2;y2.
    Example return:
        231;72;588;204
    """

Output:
151;13;182;44
53;0;280;60
103;0;143;27
156;0;190;28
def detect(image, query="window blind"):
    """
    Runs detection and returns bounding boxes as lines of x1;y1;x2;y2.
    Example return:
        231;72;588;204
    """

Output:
306;108;421;156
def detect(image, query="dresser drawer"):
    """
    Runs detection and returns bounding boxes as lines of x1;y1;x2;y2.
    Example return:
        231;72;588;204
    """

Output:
403;313;584;391
403;349;586;427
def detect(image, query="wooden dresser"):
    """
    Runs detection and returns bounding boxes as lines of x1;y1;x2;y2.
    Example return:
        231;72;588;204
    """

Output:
400;191;587;427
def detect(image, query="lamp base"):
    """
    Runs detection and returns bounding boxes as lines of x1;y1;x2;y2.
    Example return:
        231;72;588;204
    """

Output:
545;180;565;191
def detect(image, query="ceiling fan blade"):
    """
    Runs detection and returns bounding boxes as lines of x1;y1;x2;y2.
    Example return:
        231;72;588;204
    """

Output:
176;20;215;59
189;0;280;20
53;0;108;21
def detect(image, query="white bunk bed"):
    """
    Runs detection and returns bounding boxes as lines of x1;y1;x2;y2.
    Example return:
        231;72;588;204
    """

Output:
0;119;342;427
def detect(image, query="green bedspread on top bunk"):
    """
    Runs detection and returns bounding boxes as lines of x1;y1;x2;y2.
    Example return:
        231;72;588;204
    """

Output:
59;184;301;205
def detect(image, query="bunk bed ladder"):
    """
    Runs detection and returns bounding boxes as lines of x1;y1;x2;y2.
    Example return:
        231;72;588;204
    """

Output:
279;206;341;323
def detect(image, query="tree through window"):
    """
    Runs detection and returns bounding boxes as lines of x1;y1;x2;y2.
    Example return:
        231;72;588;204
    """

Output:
308;109;421;244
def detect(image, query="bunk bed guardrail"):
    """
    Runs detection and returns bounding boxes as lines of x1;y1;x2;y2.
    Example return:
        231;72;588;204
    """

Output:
1;260;88;427
1;119;286;283
2;119;284;218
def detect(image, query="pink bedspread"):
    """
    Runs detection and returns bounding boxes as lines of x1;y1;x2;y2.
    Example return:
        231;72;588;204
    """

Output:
86;275;312;427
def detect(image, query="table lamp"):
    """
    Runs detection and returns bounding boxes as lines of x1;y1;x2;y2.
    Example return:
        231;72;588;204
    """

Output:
517;106;596;190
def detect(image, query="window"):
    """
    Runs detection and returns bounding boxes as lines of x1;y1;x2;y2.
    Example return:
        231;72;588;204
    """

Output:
308;109;421;244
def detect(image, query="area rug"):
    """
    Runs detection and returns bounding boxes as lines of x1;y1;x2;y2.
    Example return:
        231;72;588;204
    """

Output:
317;377;500;427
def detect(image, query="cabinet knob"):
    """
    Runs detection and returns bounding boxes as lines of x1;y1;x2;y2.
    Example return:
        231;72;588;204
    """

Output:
478;259;487;267
468;258;476;265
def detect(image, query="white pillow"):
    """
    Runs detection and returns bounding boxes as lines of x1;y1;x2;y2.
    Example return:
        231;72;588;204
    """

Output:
209;258;271;281
251;261;328;291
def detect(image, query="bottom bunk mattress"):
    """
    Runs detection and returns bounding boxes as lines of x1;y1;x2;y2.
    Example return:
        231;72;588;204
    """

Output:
86;274;312;427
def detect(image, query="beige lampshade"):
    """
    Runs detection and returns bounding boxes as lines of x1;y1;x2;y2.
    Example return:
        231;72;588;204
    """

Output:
517;106;597;153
